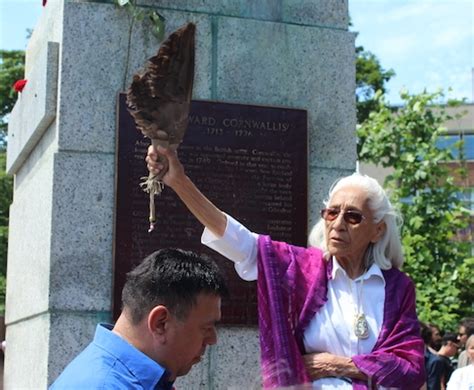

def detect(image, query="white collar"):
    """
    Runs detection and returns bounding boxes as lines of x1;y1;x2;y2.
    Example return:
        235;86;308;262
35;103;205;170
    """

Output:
331;257;385;285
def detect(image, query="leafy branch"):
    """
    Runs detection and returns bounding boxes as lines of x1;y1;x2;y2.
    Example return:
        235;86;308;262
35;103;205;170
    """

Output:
115;0;166;89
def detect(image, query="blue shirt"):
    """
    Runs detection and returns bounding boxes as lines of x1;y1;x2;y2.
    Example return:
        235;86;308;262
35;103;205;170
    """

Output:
50;324;174;390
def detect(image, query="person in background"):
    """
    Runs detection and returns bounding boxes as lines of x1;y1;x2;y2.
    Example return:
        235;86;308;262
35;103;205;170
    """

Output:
447;334;474;389
458;318;474;369
146;146;425;389
422;322;441;390
429;333;459;390
50;248;228;389
428;323;443;353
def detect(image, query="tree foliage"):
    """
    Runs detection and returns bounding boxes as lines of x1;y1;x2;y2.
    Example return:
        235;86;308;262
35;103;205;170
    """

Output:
356;46;395;124
0;50;25;150
0;152;12;312
0;50;21;312
357;90;473;330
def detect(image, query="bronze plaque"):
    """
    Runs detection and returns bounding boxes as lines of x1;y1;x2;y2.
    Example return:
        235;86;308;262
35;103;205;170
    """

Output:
115;94;308;325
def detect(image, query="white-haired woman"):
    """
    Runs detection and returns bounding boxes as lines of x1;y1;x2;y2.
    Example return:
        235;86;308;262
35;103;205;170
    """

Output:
147;146;425;390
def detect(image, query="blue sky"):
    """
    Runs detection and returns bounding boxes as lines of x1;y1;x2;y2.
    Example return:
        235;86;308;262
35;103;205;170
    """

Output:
349;0;473;104
1;0;473;104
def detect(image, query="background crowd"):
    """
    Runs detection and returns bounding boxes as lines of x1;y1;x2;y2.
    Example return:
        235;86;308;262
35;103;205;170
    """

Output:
421;317;474;389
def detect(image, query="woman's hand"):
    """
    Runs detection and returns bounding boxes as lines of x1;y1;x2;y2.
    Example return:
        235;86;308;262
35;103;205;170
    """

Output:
303;352;340;379
145;144;227;236
146;145;186;189
303;352;367;381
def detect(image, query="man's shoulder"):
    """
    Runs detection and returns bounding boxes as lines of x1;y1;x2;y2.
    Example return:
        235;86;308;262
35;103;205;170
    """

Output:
425;351;438;366
51;368;138;390
429;354;452;371
50;341;140;389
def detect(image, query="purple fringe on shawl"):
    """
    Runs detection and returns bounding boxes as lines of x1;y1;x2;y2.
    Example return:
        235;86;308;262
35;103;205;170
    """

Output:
257;236;425;389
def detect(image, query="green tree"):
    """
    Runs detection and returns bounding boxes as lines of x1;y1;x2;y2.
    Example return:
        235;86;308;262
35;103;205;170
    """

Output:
0;50;22;312
0;152;12;312
0;50;25;150
356;46;395;125
357;90;473;330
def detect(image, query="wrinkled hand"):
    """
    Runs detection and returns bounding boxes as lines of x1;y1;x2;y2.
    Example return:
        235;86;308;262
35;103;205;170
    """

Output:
303;352;366;381
303;352;340;380
146;145;186;189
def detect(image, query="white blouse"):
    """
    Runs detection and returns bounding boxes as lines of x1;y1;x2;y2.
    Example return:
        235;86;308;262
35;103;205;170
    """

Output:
447;364;474;390
202;214;388;389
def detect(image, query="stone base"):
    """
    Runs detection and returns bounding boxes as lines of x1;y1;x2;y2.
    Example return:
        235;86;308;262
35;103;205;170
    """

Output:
175;327;261;390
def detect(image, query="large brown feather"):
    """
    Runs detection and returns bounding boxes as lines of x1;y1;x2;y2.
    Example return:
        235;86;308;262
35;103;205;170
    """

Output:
126;22;195;231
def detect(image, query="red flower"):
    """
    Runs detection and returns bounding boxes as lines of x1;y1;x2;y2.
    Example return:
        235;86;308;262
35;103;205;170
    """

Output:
13;79;28;93
42;0;47;6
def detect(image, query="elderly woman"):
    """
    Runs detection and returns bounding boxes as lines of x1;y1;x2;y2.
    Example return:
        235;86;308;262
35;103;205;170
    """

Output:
146;146;425;389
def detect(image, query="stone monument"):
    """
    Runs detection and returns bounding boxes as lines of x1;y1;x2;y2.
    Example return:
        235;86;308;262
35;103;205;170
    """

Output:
5;1;356;388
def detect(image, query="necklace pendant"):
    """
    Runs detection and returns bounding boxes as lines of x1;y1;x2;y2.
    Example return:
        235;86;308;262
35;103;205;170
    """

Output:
354;313;369;339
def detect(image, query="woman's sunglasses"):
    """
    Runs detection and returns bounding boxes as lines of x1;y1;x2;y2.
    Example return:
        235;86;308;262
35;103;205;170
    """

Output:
320;208;366;225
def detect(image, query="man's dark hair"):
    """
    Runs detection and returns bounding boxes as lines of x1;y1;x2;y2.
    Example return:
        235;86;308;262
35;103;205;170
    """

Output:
460;317;474;337
122;248;228;324
441;332;458;346
420;321;432;345
427;323;442;350
427;323;441;334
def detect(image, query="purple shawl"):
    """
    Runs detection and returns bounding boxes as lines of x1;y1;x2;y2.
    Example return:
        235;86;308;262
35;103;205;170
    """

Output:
257;235;425;389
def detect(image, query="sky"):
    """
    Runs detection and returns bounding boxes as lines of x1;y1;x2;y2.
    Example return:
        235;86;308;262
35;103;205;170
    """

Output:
1;0;473;105
349;0;473;104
